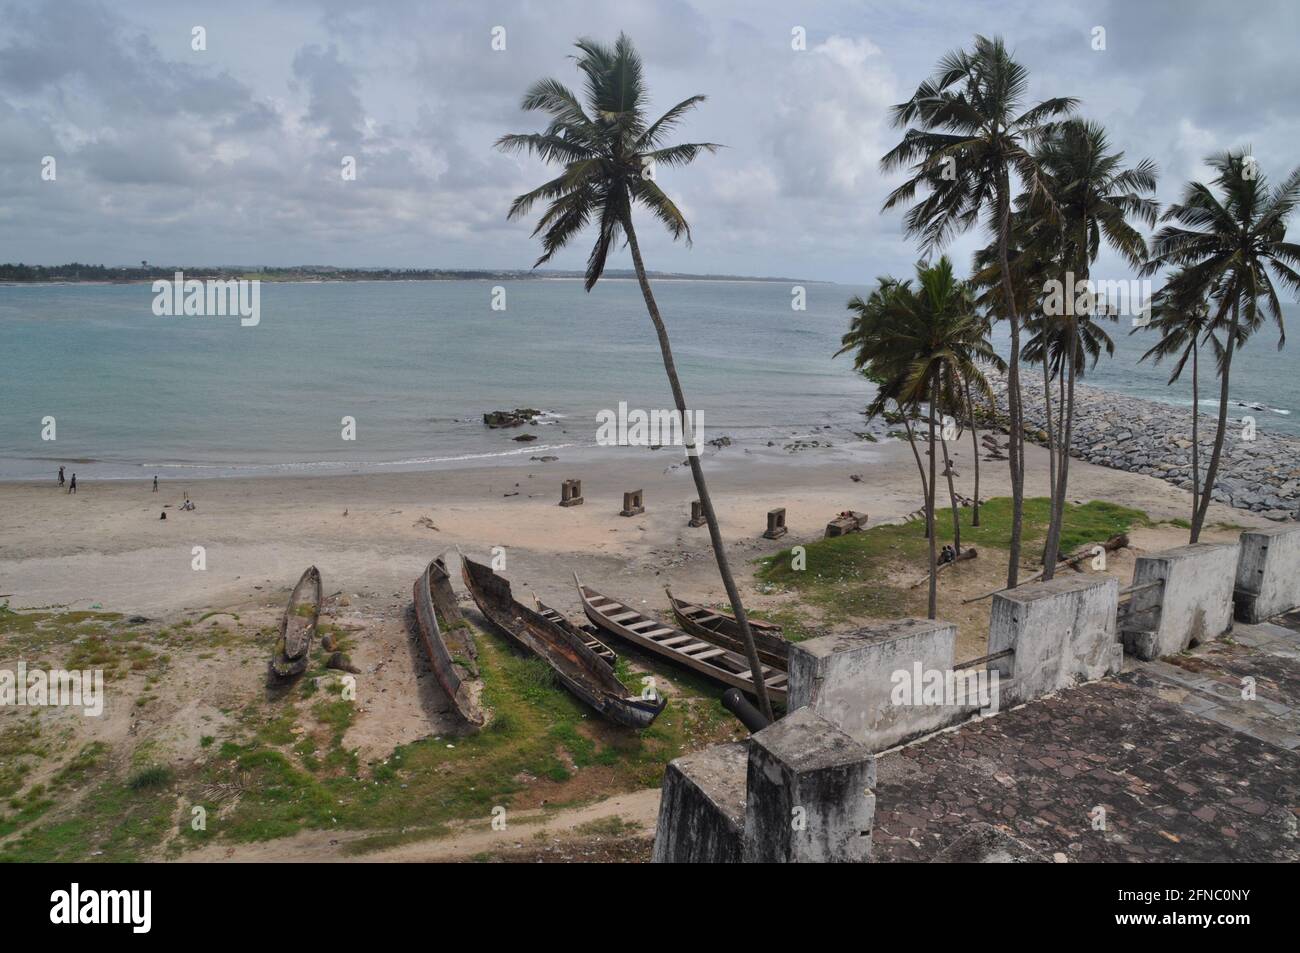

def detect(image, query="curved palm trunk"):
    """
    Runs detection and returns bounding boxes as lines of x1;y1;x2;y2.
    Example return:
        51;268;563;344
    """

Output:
902;413;932;538
927;370;939;618
1191;300;1240;542
965;376;981;527
940;428;961;553
1043;323;1079;580
624;222;773;720
1190;341;1200;538
1043;358;1056;506
996;170;1026;588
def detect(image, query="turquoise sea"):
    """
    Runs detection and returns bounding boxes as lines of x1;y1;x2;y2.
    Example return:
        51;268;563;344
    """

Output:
0;279;1294;481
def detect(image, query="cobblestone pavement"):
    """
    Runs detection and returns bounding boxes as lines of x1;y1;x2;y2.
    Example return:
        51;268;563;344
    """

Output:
872;615;1300;862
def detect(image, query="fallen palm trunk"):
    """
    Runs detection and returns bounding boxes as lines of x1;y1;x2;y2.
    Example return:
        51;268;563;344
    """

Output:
962;533;1129;603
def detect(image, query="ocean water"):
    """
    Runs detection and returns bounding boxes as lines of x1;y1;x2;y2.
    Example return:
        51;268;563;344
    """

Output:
1;280;1295;481
0;279;873;480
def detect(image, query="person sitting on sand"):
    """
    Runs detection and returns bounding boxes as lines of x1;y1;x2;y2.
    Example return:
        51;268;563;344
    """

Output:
68;474;77;494
938;544;956;565
160;511;166;520
58;466;65;486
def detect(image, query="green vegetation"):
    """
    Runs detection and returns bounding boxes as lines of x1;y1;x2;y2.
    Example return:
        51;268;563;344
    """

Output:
757;497;1148;623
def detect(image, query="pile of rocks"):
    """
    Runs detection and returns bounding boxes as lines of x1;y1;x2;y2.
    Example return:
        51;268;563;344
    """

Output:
987;375;1300;522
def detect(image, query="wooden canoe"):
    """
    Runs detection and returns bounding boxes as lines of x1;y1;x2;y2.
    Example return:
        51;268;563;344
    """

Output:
533;597;618;669
576;575;787;704
413;556;485;728
270;566;321;679
461;557;665;729
665;589;789;670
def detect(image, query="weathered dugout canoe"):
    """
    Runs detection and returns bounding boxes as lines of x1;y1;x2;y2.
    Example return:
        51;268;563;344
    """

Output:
413;556;486;728
270;566;321;679
576;575;787;704
533;597;618;668
665;589;789;670
461;557;665;729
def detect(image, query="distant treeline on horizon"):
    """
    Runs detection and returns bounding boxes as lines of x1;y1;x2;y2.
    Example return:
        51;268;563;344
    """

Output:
0;263;811;284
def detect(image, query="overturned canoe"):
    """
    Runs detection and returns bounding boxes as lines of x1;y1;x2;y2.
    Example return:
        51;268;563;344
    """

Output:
413;556;485;728
461;557;665;729
666;589;789;670
270;566;321;679
577;575;787;704
534;597;618;669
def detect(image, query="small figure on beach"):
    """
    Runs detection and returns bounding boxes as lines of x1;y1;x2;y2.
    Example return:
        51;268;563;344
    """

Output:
68;474;77;494
152;475;158;492
159;511;166;520
58;466;65;486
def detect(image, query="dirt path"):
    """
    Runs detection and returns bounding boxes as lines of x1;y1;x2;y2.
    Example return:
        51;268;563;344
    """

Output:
178;787;662;862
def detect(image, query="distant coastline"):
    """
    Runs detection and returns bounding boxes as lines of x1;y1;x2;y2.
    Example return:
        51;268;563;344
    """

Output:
0;263;823;285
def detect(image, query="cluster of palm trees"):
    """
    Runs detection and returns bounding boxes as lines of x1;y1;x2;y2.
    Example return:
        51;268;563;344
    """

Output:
497;32;1297;705
836;36;1299;614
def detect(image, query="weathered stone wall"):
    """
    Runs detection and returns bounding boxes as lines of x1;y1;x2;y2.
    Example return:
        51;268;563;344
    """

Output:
1123;542;1238;660
787;618;976;752
1234;526;1300;623
651;742;747;863
989;575;1121;704
742;708;877;863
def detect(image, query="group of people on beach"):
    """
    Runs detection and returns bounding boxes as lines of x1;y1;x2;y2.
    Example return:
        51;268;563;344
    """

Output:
55;467;191;516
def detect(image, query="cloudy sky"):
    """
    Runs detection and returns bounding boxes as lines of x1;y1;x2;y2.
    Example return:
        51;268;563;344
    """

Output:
1;0;1295;283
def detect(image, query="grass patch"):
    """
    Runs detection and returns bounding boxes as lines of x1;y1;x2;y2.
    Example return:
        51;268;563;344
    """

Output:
757;497;1149;625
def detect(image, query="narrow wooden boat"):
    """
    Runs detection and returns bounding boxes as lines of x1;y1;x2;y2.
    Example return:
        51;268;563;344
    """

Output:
665;589;789;670
461;557;665;729
533;597;618;669
576;575;787;704
413;556;485;728
270;566;321;679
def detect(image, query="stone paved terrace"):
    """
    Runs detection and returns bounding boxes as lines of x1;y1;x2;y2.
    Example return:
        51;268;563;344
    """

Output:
871;611;1300;862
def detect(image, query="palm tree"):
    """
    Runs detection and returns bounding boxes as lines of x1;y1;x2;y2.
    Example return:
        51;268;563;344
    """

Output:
497;34;774;719
1144;150;1300;542
837;258;996;617
1032;119;1157;578
882;35;1075;588
1135;274;1220;530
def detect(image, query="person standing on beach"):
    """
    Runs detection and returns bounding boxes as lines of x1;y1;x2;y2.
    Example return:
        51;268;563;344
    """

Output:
68;474;77;494
58;466;65;486
153;475;158;492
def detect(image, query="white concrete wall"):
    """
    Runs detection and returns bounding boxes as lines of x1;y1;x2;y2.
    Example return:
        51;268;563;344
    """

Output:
1235;526;1300;623
742;708;876;863
1125;542;1238;660
990;575;1121;703
787;618;975;752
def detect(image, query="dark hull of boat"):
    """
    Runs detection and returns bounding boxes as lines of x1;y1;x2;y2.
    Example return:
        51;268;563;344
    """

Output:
577;576;787;704
271;566;321;679
461;557;665;729
413;557;485;728
666;590;789;670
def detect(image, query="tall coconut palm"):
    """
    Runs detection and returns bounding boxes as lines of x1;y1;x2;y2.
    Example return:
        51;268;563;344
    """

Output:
882;35;1075;588
498;34;774;719
1135;274;1220;531
1143;150;1300;542
1032;119;1157;578
837;258;996;617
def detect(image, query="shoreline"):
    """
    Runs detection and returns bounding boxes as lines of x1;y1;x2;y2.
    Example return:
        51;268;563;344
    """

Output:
990;374;1300;522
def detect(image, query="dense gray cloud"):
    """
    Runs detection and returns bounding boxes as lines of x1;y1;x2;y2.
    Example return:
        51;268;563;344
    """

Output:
0;0;1294;283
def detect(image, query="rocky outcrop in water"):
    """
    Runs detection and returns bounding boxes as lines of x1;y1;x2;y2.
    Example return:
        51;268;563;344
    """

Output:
987;375;1300;522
